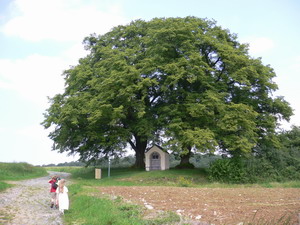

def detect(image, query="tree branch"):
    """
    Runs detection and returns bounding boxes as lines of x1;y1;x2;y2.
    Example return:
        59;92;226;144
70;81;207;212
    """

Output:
128;139;137;152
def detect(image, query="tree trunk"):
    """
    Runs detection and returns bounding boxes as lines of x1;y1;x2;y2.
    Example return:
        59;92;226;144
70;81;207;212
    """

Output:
129;135;147;169
180;151;191;164
134;147;146;168
178;146;194;168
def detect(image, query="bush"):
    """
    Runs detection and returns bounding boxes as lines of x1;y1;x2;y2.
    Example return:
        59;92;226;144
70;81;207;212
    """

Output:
208;159;247;183
208;147;300;183
175;162;195;169
245;158;279;182
280;166;300;180
190;154;221;168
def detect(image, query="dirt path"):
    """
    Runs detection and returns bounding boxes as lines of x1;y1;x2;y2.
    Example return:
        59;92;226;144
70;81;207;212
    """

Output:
98;186;300;225
0;171;70;225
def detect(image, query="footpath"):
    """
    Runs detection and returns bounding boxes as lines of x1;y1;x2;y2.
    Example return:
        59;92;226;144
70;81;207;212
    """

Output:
0;171;70;225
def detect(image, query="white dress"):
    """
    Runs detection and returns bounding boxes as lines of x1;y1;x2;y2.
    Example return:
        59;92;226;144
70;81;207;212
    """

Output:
56;186;69;210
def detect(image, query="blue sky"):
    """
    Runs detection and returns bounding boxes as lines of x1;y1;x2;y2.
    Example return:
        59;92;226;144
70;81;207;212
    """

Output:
0;0;299;165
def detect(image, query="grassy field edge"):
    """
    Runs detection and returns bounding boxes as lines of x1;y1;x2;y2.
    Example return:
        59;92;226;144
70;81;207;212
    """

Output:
0;162;47;192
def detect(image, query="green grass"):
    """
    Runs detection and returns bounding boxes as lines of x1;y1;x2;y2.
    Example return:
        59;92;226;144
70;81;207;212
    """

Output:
0;162;47;180
0;181;12;192
46;166;83;174
46;166;300;188
47;166;208;187
64;183;180;225
0;162;47;192
258;180;300;188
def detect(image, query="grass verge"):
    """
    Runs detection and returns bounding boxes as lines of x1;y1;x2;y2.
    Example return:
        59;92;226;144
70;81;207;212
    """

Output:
63;183;180;225
0;162;47;192
0;181;12;192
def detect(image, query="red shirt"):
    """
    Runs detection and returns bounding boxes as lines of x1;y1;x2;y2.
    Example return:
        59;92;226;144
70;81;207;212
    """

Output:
49;179;57;192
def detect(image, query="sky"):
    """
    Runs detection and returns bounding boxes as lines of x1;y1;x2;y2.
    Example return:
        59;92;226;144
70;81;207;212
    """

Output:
0;0;299;166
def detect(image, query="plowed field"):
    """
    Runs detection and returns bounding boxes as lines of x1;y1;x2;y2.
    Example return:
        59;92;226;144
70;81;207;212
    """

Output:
98;186;300;224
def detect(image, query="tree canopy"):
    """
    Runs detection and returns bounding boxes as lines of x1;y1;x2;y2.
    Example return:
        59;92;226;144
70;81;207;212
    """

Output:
42;17;293;168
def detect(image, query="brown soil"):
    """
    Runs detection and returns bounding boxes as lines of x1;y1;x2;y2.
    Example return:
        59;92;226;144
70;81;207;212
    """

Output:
98;186;300;225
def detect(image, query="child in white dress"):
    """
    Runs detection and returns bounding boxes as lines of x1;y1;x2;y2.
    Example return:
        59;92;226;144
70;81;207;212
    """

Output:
56;179;69;215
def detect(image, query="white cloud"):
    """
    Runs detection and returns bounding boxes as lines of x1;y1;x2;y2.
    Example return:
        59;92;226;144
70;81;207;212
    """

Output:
274;55;300;130
0;50;84;165
0;39;91;106
241;37;275;56
2;124;79;165
62;42;88;62
0;0;126;107
0;54;66;106
2;0;128;42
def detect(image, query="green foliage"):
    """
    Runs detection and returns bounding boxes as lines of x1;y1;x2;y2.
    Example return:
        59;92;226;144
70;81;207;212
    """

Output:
208;126;300;183
254;140;300;181
42;16;292;168
208;159;247;183
0;162;47;180
281;166;300;180
245;157;279;182
190;153;221;168
208;145;300;183
278;125;300;150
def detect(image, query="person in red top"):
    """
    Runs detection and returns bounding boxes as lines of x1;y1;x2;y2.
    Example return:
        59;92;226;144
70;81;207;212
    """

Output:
48;176;58;208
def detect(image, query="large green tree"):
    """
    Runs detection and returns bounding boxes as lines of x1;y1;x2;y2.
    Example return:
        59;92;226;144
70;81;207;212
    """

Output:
42;17;292;168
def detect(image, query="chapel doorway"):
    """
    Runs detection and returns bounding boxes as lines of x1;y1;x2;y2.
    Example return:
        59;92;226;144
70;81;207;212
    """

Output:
150;152;161;170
